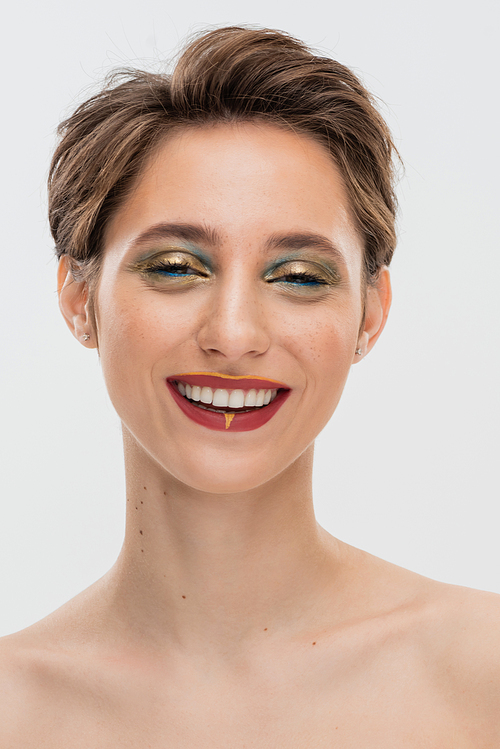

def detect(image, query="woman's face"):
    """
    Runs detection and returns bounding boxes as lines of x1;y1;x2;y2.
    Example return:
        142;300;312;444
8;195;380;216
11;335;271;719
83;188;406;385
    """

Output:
81;123;389;493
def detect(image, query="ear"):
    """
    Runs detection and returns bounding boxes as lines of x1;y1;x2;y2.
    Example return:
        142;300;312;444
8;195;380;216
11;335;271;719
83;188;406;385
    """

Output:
57;256;96;348
353;266;392;362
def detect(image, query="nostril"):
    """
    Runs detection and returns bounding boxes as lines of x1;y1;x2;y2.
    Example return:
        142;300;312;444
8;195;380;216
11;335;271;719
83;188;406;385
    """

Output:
196;333;271;360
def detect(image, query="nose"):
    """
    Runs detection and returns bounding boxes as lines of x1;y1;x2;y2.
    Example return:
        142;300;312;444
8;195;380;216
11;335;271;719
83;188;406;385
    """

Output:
196;271;271;362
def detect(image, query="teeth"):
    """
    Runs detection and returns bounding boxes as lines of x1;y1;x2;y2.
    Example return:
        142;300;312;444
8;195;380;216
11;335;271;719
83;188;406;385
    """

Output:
244;389;257;407
176;382;280;409
200;386;212;404
212;388;229;407
228;389;245;409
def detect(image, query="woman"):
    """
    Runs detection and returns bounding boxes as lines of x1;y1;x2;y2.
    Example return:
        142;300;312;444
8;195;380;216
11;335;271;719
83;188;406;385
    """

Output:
1;25;499;746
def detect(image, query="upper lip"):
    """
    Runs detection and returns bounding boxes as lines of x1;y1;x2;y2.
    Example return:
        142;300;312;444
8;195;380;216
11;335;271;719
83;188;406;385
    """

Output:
167;372;290;390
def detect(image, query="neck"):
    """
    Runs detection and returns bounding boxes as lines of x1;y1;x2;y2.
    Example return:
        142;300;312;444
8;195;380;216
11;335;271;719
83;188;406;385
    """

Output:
104;432;345;655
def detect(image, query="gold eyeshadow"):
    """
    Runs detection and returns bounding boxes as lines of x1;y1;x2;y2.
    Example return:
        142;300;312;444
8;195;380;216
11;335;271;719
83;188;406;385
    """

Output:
128;246;342;297
264;258;342;294
266;259;339;282
129;248;210;285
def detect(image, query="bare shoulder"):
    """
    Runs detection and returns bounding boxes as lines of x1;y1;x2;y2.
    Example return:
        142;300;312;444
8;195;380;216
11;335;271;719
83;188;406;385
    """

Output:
351;549;500;742
0;621;91;746
0;629;49;743
0;629;38;695
359;550;500;678
410;579;500;742
422;582;500;684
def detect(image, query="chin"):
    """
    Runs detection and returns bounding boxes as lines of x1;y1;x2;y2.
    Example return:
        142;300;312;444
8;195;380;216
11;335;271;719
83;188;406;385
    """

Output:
121;404;317;497
165;453;287;496
138;434;301;496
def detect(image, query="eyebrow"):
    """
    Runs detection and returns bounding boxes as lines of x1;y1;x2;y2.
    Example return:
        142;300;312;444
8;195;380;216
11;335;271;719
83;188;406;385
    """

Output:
128;222;346;263
128;222;222;251
264;232;346;264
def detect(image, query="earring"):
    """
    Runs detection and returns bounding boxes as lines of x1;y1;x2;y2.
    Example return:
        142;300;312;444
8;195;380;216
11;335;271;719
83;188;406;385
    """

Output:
82;334;90;341
355;348;362;356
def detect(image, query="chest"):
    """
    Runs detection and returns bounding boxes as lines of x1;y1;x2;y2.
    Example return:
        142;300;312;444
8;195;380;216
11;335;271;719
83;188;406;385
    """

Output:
19;667;479;749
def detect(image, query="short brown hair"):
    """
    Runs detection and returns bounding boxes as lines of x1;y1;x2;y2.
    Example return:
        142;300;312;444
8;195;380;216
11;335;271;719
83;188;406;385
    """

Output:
49;25;399;293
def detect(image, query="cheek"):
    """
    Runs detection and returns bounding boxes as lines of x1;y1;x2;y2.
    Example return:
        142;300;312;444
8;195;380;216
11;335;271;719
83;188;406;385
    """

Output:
277;302;360;371
95;287;193;398
273;302;360;437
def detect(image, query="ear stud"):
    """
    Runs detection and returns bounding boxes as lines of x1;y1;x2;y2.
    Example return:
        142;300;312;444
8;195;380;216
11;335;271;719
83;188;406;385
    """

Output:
355;348;362;356
82;334;90;341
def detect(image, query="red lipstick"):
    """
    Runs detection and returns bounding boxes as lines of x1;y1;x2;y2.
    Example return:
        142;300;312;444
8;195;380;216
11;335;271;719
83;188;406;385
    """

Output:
166;372;291;432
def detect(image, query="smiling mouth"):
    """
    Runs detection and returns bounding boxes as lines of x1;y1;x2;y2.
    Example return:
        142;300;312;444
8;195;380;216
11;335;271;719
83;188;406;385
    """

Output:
166;373;291;432
173;380;279;413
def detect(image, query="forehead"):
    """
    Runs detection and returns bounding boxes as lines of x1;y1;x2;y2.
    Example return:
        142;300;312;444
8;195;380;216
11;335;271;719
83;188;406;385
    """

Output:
103;121;363;269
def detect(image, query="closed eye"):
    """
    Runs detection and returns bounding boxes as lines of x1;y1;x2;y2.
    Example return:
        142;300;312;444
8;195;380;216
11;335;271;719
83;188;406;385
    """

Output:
131;249;211;284
269;271;328;287
265;258;340;294
148;261;204;277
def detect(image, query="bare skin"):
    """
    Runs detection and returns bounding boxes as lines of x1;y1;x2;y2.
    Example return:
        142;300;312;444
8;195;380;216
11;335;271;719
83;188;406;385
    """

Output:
1;545;500;747
1;123;498;746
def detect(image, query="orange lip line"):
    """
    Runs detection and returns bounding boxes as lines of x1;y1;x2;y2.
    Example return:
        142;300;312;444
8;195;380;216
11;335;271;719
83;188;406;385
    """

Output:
177;372;285;386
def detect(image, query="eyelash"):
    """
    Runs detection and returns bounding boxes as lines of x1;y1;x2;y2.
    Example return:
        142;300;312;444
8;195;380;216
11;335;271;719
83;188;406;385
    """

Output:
268;270;328;287
141;259;334;290
144;261;207;278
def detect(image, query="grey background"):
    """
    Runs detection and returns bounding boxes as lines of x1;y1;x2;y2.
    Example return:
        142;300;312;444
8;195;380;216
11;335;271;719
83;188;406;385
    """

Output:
1;0;498;636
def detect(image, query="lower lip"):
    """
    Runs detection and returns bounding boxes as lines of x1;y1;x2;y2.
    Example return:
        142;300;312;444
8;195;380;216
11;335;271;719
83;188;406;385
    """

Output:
166;381;290;432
